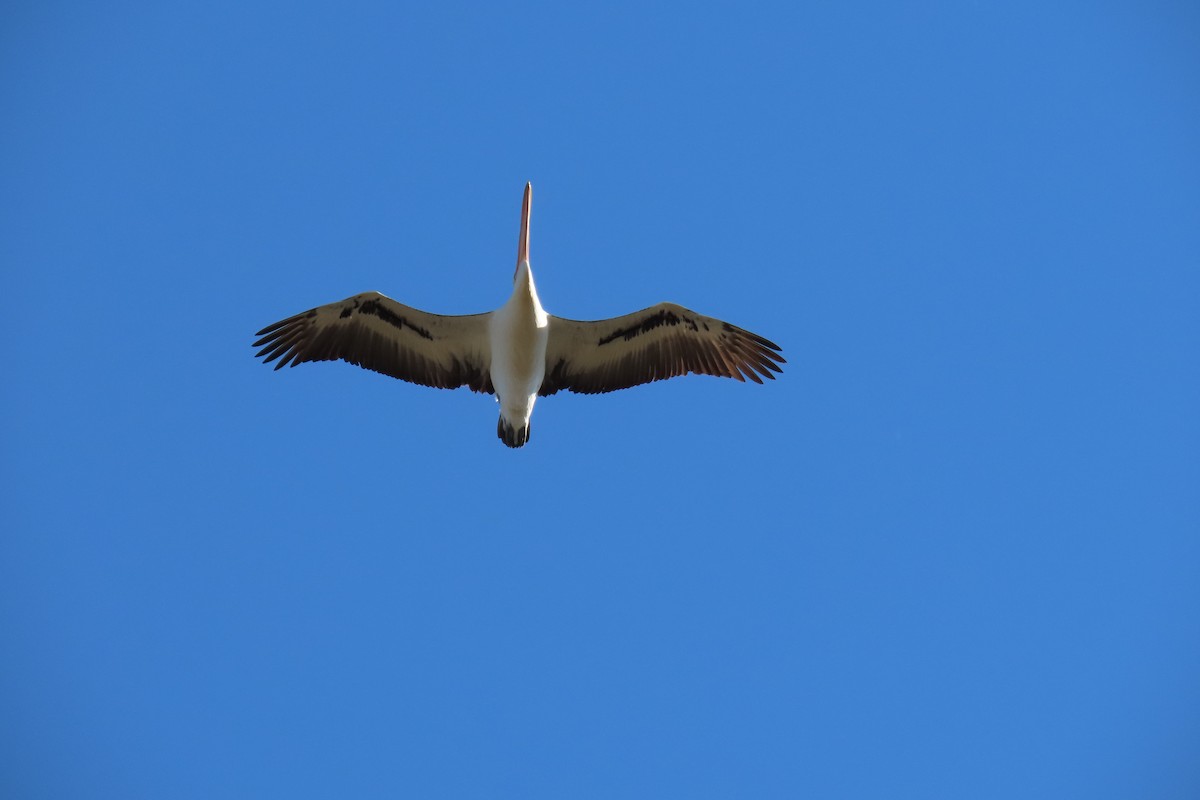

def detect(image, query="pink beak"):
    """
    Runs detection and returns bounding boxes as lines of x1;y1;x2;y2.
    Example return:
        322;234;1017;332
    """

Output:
516;181;531;267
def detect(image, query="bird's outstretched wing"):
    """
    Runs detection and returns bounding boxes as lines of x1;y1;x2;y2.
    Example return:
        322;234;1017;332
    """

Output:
540;302;784;396
253;291;495;393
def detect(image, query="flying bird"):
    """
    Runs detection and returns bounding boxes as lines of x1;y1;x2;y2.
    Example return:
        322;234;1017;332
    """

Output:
253;183;785;447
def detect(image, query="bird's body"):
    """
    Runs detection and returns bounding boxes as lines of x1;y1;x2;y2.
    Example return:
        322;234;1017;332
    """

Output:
489;260;548;446
253;183;785;447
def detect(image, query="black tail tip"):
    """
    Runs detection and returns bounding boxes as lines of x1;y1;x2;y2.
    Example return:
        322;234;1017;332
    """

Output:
497;416;531;448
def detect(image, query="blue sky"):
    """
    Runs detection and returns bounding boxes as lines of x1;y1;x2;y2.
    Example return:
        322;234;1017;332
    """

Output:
2;1;1198;797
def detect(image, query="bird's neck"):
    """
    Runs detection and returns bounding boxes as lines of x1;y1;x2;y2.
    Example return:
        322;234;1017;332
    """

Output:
508;262;547;325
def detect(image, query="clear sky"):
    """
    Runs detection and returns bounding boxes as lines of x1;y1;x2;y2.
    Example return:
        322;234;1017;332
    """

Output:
2;1;1198;797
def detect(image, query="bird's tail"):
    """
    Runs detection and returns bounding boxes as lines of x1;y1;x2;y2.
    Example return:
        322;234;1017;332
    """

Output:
497;415;531;448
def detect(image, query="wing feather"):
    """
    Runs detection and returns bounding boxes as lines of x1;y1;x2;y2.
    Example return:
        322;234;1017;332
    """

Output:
253;292;494;394
540;302;784;396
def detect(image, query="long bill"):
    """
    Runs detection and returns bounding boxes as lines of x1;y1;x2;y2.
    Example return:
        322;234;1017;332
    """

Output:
516;181;531;267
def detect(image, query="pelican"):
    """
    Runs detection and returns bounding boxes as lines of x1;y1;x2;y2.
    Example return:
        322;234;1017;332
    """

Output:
253;183;785;447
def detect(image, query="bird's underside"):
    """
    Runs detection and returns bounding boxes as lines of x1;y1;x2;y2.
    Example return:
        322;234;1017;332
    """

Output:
253;183;785;447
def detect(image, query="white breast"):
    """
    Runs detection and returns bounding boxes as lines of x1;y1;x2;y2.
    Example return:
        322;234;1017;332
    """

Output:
489;268;549;424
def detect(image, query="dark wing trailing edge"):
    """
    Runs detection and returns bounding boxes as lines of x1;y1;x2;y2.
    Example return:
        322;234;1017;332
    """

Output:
539;302;785;396
253;291;495;393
